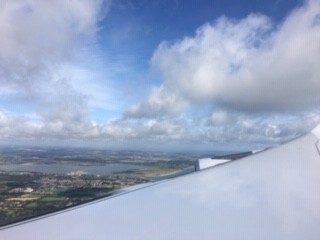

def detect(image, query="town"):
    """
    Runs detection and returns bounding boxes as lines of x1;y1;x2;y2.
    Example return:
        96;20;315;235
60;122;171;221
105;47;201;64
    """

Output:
0;147;199;226
0;170;150;226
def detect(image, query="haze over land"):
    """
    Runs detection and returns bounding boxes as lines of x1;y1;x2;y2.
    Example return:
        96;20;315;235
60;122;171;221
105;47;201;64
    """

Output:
0;147;196;226
0;0;320;151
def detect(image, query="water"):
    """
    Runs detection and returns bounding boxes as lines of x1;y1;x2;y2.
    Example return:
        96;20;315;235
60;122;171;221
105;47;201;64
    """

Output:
0;163;150;176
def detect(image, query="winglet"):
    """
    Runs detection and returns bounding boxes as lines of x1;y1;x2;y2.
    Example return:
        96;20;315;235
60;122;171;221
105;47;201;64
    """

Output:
311;123;320;138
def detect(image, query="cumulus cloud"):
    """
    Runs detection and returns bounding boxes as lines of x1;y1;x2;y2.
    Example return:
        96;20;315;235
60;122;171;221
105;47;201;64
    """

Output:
0;0;105;85
0;0;109;140
124;86;188;118
146;0;320;112
117;0;320;150
0;110;187;147
198;110;320;149
1;0;105;50
211;110;231;126
1;0;319;150
0;107;318;150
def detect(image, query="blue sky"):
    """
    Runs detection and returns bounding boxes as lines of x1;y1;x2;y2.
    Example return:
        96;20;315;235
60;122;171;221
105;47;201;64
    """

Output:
0;0;319;152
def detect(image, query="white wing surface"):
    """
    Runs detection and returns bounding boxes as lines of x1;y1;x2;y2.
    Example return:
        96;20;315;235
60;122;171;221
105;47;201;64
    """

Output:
1;126;320;240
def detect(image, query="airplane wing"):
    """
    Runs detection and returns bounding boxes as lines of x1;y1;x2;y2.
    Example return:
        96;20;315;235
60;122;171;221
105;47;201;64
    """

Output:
1;125;320;240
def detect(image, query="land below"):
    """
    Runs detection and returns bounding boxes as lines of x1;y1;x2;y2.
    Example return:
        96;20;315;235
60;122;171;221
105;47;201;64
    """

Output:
0;147;204;226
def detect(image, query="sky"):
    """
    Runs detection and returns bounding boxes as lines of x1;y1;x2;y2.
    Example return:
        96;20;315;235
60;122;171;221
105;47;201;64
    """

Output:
0;0;320;152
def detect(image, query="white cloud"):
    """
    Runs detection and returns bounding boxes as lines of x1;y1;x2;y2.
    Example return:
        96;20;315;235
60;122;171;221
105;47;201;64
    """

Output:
149;0;320;112
0;112;8;125
124;86;189;118
0;108;319;151
211;110;230;126
57;63;122;111
0;0;104;62
116;0;320;150
1;0;319;150
0;0;108;106
0;0;111;140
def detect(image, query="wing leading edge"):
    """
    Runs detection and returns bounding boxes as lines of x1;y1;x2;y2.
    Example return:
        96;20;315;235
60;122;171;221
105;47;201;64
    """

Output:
1;125;320;240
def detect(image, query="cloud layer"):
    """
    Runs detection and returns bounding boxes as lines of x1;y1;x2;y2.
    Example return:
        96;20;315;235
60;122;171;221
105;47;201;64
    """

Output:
0;0;320;150
131;0;320;115
0;0;109;142
0;0;105;86
118;0;320;150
